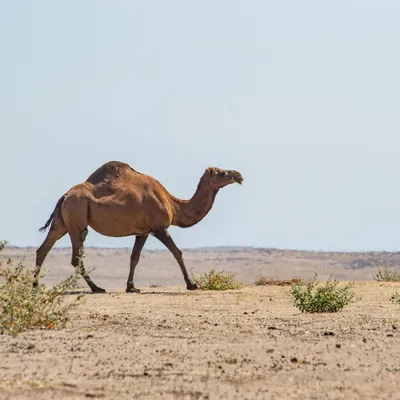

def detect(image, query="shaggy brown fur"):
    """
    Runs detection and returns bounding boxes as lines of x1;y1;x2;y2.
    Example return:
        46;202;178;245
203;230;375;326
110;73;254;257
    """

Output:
34;161;243;293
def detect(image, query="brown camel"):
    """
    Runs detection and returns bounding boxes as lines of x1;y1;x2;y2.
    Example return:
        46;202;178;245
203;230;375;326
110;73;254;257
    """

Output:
34;161;243;293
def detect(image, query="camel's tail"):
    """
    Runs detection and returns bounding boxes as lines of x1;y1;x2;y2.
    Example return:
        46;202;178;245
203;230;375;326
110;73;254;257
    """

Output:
39;195;66;232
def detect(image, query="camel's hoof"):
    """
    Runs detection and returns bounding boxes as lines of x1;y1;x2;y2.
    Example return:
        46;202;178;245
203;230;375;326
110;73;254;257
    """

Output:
186;283;198;291
126;287;141;293
92;287;106;294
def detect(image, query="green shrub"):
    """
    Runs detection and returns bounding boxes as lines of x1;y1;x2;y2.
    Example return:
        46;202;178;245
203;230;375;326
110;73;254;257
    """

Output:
390;292;400;304
191;268;243;290
0;242;83;336
374;266;400;282
290;274;356;313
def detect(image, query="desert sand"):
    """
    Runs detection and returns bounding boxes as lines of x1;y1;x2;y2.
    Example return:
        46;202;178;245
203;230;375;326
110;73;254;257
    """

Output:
0;247;399;399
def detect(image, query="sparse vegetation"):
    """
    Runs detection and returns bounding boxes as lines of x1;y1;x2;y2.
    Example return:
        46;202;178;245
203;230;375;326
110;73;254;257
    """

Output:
191;268;243;290
374;266;400;282
290;274;356;313
390;292;400;304
255;276;300;286
0;242;83;336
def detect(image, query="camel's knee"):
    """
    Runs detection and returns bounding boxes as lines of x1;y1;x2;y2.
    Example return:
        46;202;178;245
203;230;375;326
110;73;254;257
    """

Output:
36;248;43;265
175;249;183;262
36;246;47;267
71;257;78;268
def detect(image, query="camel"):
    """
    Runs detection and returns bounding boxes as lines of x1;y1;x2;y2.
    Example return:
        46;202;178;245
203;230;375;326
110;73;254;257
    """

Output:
34;161;243;293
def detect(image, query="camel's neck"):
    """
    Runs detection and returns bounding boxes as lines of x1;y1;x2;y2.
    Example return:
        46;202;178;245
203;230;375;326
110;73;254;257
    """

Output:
170;175;218;228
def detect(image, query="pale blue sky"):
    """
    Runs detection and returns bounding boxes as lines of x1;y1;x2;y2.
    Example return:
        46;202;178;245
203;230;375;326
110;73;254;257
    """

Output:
1;0;400;251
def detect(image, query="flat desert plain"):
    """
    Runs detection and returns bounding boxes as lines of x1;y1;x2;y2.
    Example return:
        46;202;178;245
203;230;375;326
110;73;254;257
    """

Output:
0;247;400;400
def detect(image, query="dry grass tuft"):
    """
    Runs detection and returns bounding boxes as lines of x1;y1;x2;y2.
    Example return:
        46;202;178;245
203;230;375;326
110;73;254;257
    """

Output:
255;276;301;286
374;266;400;282
390;292;400;304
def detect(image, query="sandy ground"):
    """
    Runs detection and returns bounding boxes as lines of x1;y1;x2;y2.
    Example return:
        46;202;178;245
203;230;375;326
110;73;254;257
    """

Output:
0;282;399;400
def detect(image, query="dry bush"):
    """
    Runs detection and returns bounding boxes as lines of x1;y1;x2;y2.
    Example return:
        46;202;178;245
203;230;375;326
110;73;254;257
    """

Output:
191;268;243;290
374;266;400;282
0;241;83;336
255;276;300;286
390;292;400;304
290;274;356;313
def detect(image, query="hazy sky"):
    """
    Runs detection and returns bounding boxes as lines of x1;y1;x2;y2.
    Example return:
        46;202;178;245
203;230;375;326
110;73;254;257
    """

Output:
1;0;400;251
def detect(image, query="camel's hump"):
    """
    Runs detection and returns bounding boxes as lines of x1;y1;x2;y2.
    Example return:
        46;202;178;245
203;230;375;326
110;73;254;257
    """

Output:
86;161;137;184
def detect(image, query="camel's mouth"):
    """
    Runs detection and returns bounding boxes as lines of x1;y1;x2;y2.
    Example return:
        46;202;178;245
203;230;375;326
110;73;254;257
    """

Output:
232;172;243;185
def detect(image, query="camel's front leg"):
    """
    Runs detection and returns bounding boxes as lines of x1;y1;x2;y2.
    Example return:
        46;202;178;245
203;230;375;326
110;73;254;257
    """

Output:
126;235;148;293
154;228;197;290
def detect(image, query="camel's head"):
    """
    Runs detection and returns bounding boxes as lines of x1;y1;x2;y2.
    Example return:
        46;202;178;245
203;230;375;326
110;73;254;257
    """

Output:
205;167;244;189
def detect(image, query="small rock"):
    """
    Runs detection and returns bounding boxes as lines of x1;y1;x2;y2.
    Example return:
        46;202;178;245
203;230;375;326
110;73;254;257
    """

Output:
290;357;298;363
387;333;394;337
362;338;367;343
268;326;278;330
324;331;335;336
335;344;341;348
86;334;94;339
27;343;35;350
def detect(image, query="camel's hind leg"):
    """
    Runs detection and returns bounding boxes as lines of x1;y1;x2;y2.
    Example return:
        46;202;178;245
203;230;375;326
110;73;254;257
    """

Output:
62;193;105;293
34;217;67;285
69;230;106;294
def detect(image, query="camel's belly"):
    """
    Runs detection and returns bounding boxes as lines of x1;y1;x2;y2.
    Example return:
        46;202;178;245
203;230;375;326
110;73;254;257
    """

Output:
88;204;150;237
88;221;150;237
